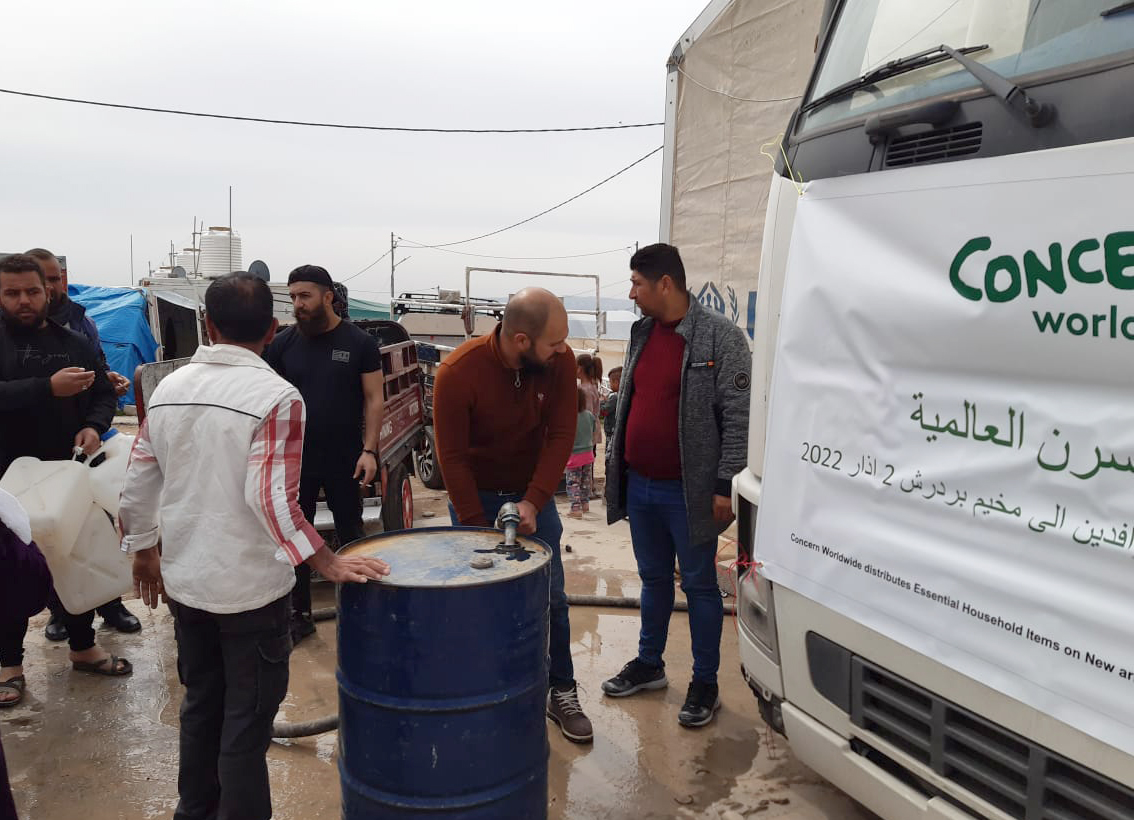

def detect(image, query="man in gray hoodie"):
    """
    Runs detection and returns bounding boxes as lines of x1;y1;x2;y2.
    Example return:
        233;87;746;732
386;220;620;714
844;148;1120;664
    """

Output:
603;243;751;728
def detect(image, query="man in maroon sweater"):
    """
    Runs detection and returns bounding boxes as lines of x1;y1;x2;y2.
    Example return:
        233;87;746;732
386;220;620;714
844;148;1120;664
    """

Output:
434;287;593;744
603;244;752;728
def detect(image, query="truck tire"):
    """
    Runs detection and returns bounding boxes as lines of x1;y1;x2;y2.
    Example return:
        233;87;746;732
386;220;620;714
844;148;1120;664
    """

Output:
417;427;445;490
382;462;413;532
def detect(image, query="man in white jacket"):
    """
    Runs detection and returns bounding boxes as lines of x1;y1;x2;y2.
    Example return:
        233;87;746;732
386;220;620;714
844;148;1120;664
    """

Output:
119;272;389;820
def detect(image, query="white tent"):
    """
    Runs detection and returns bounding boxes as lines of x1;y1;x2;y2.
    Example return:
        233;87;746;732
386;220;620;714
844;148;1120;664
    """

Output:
661;0;826;342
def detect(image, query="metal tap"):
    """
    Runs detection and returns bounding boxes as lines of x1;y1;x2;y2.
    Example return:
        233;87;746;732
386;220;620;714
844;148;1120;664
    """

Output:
495;502;521;549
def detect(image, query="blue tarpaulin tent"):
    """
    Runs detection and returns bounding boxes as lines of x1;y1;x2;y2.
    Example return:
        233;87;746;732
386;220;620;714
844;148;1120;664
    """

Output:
69;284;158;408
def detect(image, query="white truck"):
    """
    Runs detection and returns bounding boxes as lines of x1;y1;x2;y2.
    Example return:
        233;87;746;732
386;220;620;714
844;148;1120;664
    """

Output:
666;2;1134;819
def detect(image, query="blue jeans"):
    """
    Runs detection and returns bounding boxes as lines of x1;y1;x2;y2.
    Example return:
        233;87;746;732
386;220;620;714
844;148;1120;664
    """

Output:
449;493;574;688
627;471;722;684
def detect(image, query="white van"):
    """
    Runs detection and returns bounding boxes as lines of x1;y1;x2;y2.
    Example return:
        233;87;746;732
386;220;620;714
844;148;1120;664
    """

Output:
732;3;1134;819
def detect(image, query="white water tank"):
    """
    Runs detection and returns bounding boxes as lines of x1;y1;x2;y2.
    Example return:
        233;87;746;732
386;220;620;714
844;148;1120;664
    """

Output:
198;226;243;278
176;247;200;275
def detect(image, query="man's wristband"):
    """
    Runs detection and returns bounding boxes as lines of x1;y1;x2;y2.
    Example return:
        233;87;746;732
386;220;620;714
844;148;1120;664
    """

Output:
362;448;379;458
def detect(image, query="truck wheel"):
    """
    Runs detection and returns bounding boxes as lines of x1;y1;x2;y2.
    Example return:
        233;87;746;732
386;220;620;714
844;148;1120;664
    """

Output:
417;427;445;490
382;463;413;532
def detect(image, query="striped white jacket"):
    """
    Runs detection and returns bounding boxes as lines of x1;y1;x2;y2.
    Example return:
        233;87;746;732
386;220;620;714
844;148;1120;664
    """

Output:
119;343;324;614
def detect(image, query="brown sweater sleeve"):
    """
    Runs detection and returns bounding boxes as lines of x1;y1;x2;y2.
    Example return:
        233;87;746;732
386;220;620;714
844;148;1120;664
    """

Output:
523;347;577;511
433;362;490;527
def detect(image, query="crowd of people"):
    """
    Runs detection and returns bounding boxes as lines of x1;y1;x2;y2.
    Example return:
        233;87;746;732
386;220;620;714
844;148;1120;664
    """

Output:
0;241;752;819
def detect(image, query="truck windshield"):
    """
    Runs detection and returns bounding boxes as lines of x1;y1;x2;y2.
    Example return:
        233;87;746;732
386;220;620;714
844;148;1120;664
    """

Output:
802;0;1134;132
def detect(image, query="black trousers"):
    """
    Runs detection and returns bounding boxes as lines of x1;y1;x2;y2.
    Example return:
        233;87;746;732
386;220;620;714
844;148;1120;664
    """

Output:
293;455;365;615
0;594;95;667
47;591;125;623
170;595;291;820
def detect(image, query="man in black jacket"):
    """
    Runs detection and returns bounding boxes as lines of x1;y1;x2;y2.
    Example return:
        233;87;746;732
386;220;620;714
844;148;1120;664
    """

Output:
0;253;131;681
23;247;140;639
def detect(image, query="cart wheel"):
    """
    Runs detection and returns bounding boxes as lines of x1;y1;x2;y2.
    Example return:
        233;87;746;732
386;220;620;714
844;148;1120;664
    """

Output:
417;427;445;490
382;463;413;532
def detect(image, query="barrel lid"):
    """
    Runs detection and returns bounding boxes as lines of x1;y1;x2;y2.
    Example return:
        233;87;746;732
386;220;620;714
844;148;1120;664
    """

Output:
339;526;551;588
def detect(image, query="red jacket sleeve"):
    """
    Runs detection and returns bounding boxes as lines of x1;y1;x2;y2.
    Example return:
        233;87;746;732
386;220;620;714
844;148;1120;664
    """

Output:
434;362;490;526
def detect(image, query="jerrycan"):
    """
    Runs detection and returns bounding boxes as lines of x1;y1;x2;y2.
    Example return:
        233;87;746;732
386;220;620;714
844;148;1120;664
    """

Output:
0;457;132;614
84;429;136;518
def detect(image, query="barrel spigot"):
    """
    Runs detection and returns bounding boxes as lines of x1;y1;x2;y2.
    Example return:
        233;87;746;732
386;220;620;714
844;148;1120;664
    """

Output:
495;502;521;549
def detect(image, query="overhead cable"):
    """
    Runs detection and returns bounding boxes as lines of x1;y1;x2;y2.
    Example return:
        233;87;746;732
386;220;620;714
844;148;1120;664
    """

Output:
0;87;663;134
403;145;663;249
395;242;633;261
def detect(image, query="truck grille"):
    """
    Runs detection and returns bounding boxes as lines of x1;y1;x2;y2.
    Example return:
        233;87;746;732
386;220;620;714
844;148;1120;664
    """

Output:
850;658;1134;820
884;121;982;167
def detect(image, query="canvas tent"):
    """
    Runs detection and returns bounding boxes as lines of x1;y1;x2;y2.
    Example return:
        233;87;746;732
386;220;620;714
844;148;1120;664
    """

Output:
69;283;159;407
661;0;826;340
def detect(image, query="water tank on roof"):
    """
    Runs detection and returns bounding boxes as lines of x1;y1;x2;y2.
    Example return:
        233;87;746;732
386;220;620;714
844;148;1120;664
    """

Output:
197;226;242;278
175;248;199;275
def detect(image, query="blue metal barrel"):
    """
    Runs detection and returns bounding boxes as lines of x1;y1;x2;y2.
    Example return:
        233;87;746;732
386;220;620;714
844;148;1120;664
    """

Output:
337;526;551;819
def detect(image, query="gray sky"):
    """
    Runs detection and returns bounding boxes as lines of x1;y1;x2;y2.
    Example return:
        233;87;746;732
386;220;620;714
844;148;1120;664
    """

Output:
0;0;704;303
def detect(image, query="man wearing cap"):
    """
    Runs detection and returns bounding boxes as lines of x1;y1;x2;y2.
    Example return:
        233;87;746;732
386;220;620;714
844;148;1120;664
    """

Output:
264;265;385;643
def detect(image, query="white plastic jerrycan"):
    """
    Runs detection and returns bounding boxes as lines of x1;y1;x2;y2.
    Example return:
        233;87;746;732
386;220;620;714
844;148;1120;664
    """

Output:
0;457;132;614
84;429;136;518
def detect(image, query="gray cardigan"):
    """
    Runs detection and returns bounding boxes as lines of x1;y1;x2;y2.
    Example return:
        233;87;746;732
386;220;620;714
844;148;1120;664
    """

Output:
605;298;752;545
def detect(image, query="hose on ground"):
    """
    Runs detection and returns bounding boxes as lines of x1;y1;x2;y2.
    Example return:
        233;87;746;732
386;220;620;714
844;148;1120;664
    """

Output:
276;593;737;738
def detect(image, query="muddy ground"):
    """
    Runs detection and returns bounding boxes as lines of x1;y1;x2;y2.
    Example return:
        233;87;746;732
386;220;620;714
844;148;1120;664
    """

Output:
3;437;874;820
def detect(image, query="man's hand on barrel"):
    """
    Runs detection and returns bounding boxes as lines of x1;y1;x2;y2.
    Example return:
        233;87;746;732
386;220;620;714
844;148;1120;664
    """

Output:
516;500;538;535
307;545;391;584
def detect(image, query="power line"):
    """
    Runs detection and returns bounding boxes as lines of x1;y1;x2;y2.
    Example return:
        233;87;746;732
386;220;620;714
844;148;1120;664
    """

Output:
395;242;633;261
402;145;663;249
0;86;664;134
676;65;802;104
340;247;393;283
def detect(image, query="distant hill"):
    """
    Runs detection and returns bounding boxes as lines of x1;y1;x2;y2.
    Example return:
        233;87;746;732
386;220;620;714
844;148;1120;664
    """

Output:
480;294;633;312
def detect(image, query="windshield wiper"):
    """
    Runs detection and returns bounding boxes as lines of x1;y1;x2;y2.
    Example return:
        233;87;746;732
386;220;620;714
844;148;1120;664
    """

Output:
1102;1;1134;17
802;44;989;113
804;43;1054;128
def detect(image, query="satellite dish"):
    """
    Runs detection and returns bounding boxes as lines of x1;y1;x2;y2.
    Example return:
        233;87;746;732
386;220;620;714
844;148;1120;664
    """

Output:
248;260;270;281
170;266;187;279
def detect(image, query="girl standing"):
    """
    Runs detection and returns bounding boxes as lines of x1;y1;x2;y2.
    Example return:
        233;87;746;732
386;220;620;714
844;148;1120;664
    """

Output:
566;387;597;518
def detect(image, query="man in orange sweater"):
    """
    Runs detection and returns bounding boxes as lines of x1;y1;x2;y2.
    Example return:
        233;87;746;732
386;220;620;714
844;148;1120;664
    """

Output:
433;288;592;744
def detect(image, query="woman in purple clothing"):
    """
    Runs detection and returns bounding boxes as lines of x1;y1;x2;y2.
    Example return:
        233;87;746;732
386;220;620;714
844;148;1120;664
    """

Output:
0;488;52;819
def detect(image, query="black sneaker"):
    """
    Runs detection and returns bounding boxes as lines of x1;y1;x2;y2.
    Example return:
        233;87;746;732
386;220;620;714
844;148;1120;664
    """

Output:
678;680;721;728
290;612;317;645
45;612;68;642
601;658;668;698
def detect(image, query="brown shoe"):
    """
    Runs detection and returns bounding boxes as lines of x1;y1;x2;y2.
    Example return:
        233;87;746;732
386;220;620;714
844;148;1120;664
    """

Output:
547;684;593;743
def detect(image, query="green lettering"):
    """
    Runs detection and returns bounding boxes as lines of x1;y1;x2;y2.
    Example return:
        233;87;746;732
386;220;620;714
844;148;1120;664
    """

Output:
1023;243;1066;296
1033;311;1064;333
1105;231;1134;290
1066;314;1088;336
986;255;1021;303
1123;315;1134;341
949;237;988;301
1069;238;1103;284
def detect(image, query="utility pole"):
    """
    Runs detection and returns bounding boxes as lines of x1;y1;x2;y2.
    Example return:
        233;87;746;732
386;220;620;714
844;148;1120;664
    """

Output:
390;232;397;309
228;186;233;274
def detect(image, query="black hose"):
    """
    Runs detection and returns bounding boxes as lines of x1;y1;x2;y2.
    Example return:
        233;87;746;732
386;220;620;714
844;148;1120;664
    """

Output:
278;593;736;739
311;594;735;623
272;714;339;738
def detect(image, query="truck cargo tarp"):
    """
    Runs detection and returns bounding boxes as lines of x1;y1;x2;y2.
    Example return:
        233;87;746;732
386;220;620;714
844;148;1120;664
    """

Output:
665;0;825;341
347;297;391;320
69;283;159;408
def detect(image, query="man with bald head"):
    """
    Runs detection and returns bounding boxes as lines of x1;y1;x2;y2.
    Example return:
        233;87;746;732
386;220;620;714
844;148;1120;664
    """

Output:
434;287;593;743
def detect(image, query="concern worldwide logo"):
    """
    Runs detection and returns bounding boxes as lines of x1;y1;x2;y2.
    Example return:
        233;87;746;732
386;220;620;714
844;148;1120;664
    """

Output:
949;233;1134;339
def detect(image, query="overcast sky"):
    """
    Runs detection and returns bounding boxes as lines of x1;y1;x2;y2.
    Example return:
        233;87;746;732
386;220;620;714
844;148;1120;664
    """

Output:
0;0;705;303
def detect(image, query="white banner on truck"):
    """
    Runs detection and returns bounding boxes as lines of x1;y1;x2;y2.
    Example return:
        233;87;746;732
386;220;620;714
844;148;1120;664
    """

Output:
755;138;1134;757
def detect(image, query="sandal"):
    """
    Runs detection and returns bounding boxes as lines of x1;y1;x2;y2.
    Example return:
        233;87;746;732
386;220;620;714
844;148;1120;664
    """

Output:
72;655;132;677
0;676;26;708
